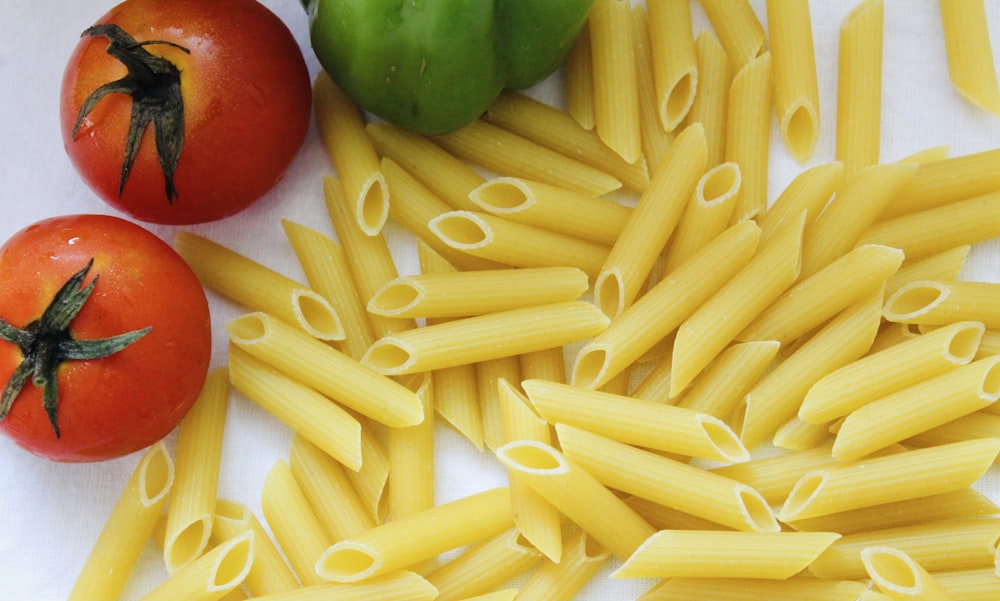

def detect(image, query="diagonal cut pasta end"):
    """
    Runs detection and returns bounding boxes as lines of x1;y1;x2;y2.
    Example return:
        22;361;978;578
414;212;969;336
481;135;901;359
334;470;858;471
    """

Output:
778;470;829;523
697;414;750;463
316;540;383;583
362;336;417;376
882;280;950;324
570;343;612;390
164;514;214;574
357;172;389;236
367;277;425;317
291;288;345;341
594;267;626;320
206;530;254;593
429;211;493;250
469;177;537;214
139;440;174;508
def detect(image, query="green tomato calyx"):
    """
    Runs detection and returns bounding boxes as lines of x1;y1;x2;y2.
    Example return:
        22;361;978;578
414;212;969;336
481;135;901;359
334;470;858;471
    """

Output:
72;23;189;204
0;259;151;438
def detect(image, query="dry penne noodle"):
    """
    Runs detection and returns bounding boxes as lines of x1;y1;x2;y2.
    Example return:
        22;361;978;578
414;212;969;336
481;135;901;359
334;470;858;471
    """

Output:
858;190;1000;261
686;30;731;167
244;572;439;601
711;444;840;504
316;487;514;582
884;280;1000;329
639;576;871;601
739;244;904;345
433;118;622;196
934;568;1000;601
430;210;609;278
904;410;1000;448
832;355;1000;460
589;0;641;163
625;496;732;531
939;0;1000;116
370;267;587;320
778;439;1000;522
647;0;697;131
67;442;173;601
772;416;834;452
675;340;780;423
885;246;970;298
557;424;779;532
836;0;885;178
809;518;1000;580
661;161;742;273
574;219;760;390
613;530;841;580
281;220;375;361
670;211;804;397
261;460;331;586
227;311;423;428
365;121;483;212
594;122;708;319
698;0;766;70
519;347;567;384
632;4;674;169
423;529;543;601
229;347;362;470
345;424;391;524
979;329;1000;357
138;531;253;601
174;231;343;341
477;356;522;452
739;287;883;450
469;177;631;246
768;0;820;162
362;301;608;376
387;373;435;520
458;590;518;601
513;530;611;601
212;500;298;597
495;439;656;561
565;23;595;131
863;546;956;601
799;162;917;279
800;321;985;424
524;379;749;463
313;71;388;235
725;51;772;221
758;161;844;243
880;147;1000;219
898;144;952;164
164;368;229;573
483;91;650;192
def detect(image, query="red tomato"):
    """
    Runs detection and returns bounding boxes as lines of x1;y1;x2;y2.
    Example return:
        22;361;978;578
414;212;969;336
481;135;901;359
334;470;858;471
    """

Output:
0;215;212;462
60;0;312;225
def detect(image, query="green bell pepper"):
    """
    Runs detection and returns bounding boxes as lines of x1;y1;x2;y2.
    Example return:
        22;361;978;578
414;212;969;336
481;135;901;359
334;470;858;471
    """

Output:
301;0;594;135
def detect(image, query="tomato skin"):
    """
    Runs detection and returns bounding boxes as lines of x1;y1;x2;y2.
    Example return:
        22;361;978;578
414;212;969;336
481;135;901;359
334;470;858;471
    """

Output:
0;215;212;462
60;0;312;225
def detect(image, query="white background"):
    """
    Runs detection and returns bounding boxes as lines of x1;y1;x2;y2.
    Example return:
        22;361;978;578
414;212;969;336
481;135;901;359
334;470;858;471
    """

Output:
1;1;999;599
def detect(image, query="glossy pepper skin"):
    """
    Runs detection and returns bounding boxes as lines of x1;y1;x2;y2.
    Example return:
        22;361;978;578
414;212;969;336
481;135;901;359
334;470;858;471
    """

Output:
301;0;593;135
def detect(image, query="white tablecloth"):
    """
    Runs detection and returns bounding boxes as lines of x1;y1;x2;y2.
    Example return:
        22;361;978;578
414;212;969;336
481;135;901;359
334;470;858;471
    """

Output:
1;1;999;599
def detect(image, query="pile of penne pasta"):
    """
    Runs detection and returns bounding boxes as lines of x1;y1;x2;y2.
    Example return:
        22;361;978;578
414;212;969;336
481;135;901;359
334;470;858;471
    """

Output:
65;1;1000;600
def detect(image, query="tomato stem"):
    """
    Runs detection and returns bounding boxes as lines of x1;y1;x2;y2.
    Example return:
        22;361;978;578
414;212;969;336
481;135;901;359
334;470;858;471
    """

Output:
72;24;189;204
0;259;151;438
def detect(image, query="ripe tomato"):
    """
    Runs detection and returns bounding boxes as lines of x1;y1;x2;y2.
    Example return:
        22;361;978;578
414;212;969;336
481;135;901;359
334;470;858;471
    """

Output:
0;215;212;462
60;0;312;225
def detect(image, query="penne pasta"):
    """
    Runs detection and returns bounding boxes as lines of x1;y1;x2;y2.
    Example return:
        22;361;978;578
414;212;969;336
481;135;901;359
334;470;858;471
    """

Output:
495;439;656;561
423;529;543;601
261;460;331;586
557;424;779;532
138;531;253;601
934;568;1000;601
863;546;961;600
345;424;391;525
675;340;780;424
836;0;885;178
661;162;742;273
243;572;438;601
725;51;772;221
767;0;820;162
880;147;1000;219
565;22;595;131
513;530;611;601
313;72;388;235
227;311;423;428
772;416;835;452
904;410;1000;448
212;500;299;597
632;4;674;169
647;0;697;131
712;444;840;504
387;374;435;521
589;0;641;163
524;379;749;463
67;442;173;601
885;246;970;298
174;231;343;341
758;161;844;243
698;0;766;70
362;301;609;376
939;0;1000;116
594;122;708;319
316;487;515;582
164;368;229;573
884;280;1000;329
613;530;840;580
640;577;870;601
686;30;731;167
477;356;522;452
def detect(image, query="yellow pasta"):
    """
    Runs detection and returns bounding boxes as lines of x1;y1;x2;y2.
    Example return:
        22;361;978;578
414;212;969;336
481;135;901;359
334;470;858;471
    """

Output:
345;423;391;524
904;410;1000;448
558;424;779;532
686;30;732;167
698;0;767;70
174;231;343;341
589;0;641;163
832;355;1000;460
613;530;840;580
758;161;844;243
885;246;970;298
939;0;1000;116
880;147;1000;219
661;162;742;273
423;529;543;601
387;373;435;521
316;487;514;582
164;368;229;573
711;444;841;504
362;301;609;376
772;416;835;452
242;572;439;601
884;280;1000;329
934;568;1000;601
632;4;674;169
647;0;697;131
594;122;708;318
433;119;622;196
670;211;804;397
836;0;884;177
801;321;985;424
495;440;656;561
524;379;749;463
767;0;820;162
313;72;388;235
513;530;611;601
565;23;595;131
211;500;299;597
519;347;567;384
67;442;173;601
476;356;522;452
138;531;253;601
778;439;1000;522
863;546;959;600
430;210;609;278
483;91;650;192
640;577;870;601
469;176;632;246
261;460;332;586
675;340;779;423
725;51;772;221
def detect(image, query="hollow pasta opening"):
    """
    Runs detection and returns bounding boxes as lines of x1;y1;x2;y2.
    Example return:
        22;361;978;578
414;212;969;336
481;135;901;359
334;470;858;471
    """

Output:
499;441;565;472
700;417;749;462
431;212;490;247
664;71;696;129
572;347;609;389
371;281;421;314
295;291;344;340
166;517;211;572
227;313;268;342
362;340;413;373
780;472;826;521
946;322;985;363
981;357;1000;397
884;282;948;319
595;270;624;320
475;179;530;211
699;163;741;205
785;103;819;161
139;443;173;506
320;545;379;581
359;176;389;234
738;487;779;532
863;548;918;592
211;533;253;589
